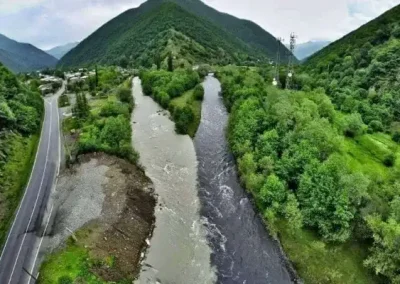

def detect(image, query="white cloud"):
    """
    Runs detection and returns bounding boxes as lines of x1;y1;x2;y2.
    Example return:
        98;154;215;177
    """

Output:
0;0;46;14
0;0;399;49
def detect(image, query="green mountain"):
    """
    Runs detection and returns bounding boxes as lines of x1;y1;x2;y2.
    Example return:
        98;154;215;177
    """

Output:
59;0;291;68
0;33;58;73
303;4;400;130
46;42;79;59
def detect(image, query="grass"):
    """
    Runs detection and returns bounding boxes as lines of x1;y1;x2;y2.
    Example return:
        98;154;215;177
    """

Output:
170;89;202;137
39;223;130;284
58;95;70;108
276;220;378;284
0;134;40;248
342;133;400;181
39;226;103;284
274;132;399;284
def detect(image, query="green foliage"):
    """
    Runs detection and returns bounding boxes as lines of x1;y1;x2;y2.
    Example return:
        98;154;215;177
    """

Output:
364;214;400;283
193;84;204;101
303;5;400;135
172;106;194;134
340;113;366;137
0;63;43;247
59;2;272;68
167;52;174;72
141;69;201;135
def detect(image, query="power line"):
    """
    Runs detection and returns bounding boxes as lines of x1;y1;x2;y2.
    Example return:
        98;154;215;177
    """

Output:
273;37;284;87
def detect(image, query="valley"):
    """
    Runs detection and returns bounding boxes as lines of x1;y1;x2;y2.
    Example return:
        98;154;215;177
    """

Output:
1;0;400;283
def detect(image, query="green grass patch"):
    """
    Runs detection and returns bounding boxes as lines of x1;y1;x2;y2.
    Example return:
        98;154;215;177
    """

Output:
0;134;39;248
170;89;202;137
342;133;400;181
277;220;378;284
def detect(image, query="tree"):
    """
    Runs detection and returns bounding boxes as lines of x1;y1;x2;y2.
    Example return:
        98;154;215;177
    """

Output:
95;65;99;87
283;193;303;231
341;112;366;137
364;215;400;283
154;53;162;70
259;174;287;212
168;52;174;72
100;116;130;149
297;156;355;242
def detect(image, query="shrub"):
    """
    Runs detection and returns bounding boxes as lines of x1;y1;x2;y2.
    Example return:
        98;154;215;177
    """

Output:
341;113;366;137
172;106;194;134
392;131;400;143
100;101;130;118
383;153;396;167
368;120;383;132
193;84;204;101
58;276;73;284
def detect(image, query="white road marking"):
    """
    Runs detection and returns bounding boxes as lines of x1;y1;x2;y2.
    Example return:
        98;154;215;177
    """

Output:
26;93;63;283
7;102;53;284
27;204;54;284
0;98;49;262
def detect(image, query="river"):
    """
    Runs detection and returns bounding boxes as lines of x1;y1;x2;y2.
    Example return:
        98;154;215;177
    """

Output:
131;77;216;284
194;75;294;284
132;75;294;284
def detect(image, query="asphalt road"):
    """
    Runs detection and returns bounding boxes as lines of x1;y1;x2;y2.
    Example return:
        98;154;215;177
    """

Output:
0;85;63;284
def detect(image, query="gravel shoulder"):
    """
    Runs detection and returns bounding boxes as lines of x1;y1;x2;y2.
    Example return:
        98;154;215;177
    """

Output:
38;153;156;283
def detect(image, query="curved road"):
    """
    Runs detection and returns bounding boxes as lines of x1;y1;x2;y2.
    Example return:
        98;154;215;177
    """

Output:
0;86;62;284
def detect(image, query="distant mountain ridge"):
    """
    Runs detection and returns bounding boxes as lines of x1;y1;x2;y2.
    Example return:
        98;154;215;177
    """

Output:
46;42;79;59
290;40;331;60
59;0;293;68
0;33;58;73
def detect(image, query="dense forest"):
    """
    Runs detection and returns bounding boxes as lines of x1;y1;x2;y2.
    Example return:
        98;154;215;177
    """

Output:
59;1;277;68
0;62;44;246
217;64;400;283
302;4;400;137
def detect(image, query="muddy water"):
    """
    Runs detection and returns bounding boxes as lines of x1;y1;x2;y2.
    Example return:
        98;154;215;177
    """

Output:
131;77;216;284
194;75;294;284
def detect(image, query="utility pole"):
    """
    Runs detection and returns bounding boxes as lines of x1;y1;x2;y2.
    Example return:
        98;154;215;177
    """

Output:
285;32;297;90
273;37;283;87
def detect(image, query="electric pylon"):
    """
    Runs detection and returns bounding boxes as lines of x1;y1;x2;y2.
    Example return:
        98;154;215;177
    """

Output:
285;33;297;90
272;37;283;87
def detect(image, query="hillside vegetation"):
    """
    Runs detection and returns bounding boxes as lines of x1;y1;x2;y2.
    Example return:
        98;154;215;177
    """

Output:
302;4;400;136
0;63;44;247
59;0;286;68
0;33;58;73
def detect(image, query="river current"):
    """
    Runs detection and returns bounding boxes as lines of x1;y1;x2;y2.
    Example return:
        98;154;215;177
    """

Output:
132;75;294;284
194;75;293;284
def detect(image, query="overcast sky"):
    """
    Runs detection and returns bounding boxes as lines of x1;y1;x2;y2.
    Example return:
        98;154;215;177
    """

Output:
0;0;399;50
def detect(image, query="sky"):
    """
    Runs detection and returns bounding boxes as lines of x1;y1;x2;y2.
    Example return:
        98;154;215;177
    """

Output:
0;0;399;50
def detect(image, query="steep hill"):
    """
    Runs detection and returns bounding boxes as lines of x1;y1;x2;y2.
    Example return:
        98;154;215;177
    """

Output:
0;62;44;245
164;0;291;62
291;40;330;60
0;34;58;73
59;0;288;68
302;4;400;130
46;42;79;59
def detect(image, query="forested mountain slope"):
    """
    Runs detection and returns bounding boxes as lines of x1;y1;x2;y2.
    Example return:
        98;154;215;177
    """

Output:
164;0;292;62
59;0;284;68
0;33;58;73
302;4;400;133
0;62;43;245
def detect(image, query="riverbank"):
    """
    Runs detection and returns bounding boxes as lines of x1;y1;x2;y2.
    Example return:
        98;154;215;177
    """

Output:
38;153;156;283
